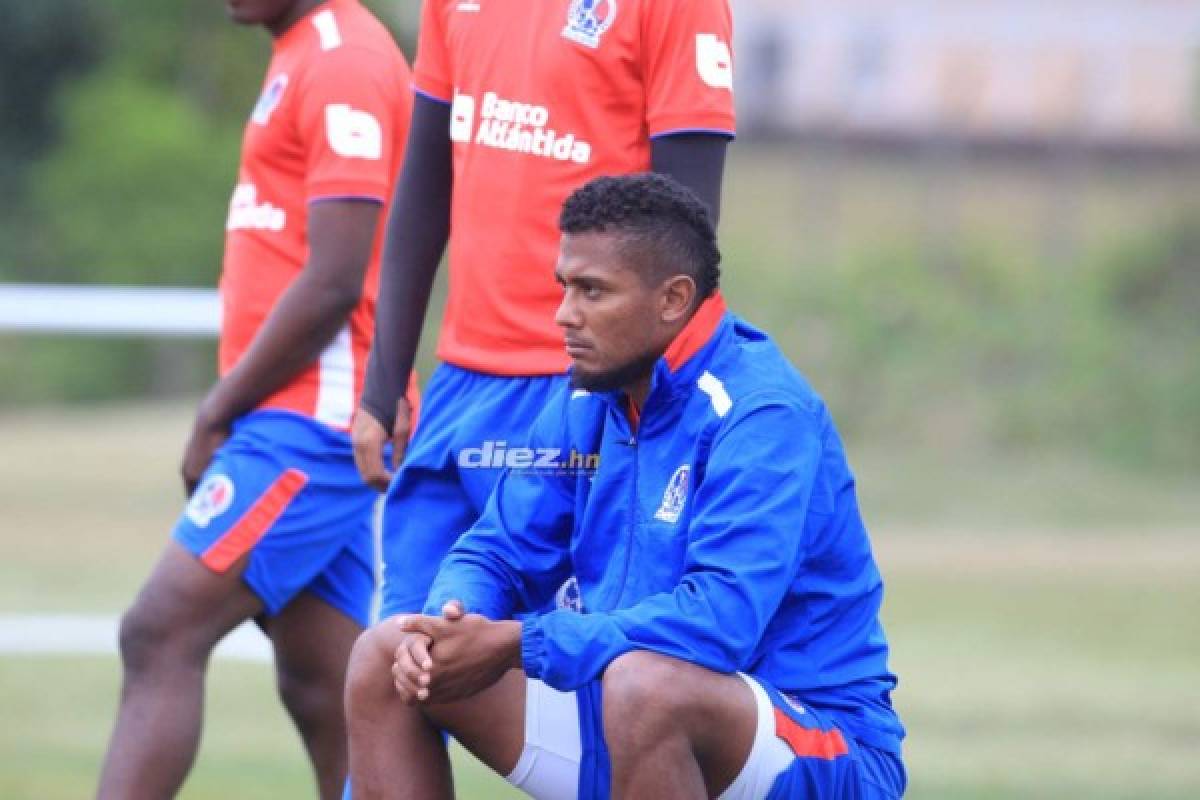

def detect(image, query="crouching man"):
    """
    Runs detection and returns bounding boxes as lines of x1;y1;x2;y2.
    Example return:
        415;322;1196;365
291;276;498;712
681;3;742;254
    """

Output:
346;173;907;799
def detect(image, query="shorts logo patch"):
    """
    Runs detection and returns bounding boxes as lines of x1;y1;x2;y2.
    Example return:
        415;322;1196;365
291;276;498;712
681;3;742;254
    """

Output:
654;464;690;524
186;474;235;528
251;74;289;125
562;0;616;49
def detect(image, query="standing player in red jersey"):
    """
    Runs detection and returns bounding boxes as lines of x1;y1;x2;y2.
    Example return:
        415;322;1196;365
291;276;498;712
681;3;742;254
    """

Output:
96;2;412;798
345;0;736;790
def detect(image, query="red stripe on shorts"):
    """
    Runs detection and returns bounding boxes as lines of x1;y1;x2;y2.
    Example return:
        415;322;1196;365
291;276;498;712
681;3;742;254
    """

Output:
774;708;850;760
200;468;309;573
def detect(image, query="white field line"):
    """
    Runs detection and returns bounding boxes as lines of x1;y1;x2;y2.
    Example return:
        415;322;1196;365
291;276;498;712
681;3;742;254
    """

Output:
0;614;273;663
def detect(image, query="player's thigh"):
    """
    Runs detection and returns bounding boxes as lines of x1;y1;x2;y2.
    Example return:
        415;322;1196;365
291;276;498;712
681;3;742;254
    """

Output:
124;539;262;652
266;588;364;689
601;652;757;795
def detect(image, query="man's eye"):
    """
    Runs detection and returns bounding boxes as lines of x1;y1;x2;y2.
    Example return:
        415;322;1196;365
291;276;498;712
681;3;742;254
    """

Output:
583;286;602;299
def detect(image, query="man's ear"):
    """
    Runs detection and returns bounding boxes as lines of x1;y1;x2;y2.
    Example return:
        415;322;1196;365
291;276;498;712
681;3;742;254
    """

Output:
660;275;696;324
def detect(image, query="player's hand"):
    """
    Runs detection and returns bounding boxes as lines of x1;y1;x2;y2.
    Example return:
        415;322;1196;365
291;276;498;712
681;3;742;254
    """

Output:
389;396;413;469
389;618;435;705
352;397;411;492
181;407;230;496
399;603;522;705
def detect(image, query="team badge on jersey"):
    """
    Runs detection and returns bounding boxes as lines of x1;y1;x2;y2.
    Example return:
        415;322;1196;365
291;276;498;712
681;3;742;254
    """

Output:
654;464;691;524
186;474;236;528
562;0;616;49
251;74;289;125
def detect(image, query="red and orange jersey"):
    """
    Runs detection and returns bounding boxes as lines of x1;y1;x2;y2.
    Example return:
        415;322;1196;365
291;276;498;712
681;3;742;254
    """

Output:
414;0;736;376
219;0;412;428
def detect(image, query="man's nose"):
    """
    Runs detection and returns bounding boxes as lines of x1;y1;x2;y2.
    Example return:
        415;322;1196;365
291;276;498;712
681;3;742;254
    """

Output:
555;291;581;329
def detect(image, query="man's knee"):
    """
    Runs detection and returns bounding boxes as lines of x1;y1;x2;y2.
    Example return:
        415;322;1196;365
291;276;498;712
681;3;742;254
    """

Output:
602;651;695;738
117;600;198;675
277;663;343;732
345;624;403;714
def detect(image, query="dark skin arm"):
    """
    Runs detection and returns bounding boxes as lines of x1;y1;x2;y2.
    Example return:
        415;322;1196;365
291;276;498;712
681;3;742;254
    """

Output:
390;601;523;706
182;199;383;494
353;115;730;490
354;95;452;490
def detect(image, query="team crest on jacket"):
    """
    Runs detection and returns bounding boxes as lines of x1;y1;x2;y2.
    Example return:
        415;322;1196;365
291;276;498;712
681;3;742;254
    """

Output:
186;474;235;528
654;465;690;524
562;0;616;48
252;74;289;125
555;575;584;612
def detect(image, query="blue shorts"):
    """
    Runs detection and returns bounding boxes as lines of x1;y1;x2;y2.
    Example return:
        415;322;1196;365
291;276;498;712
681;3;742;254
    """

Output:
760;682;906;799
173;410;376;626
379;364;568;617
570;676;905;800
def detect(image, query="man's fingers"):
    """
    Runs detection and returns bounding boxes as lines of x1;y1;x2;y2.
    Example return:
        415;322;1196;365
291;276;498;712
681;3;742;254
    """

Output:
392;635;433;702
391;659;425;705
354;437;390;491
390;397;412;471
408;632;434;672
442;599;465;620
399;614;441;639
352;409;392;491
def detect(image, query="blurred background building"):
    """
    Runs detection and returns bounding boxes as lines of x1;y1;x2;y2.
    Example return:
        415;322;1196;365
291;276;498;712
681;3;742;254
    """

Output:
737;0;1200;149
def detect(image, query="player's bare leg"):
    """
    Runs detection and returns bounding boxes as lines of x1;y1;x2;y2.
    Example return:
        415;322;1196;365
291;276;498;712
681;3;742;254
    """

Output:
602;651;758;800
97;541;262;800
345;621;526;800
264;590;363;800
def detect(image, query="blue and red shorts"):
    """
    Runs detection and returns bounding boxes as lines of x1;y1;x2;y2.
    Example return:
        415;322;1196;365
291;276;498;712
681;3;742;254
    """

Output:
378;363;568;617
172;410;377;626
570;675;905;799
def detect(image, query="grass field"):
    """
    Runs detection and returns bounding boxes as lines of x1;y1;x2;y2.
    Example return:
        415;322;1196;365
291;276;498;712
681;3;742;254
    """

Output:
1;404;1198;799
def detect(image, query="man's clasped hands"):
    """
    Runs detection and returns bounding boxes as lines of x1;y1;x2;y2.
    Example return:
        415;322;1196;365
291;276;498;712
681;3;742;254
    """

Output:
390;601;525;706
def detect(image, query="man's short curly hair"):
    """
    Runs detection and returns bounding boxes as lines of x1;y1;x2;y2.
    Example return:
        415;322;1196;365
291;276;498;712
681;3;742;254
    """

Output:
558;173;720;301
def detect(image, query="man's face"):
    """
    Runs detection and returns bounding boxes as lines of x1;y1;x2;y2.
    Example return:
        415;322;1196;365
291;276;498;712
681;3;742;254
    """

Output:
554;232;669;392
225;0;299;26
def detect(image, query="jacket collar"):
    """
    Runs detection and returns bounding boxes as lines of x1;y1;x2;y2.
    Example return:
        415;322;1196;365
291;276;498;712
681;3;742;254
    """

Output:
663;292;727;373
623;292;730;429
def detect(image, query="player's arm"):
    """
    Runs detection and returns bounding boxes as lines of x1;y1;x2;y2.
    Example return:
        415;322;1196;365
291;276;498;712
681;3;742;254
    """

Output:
353;94;453;490
182;200;382;492
521;396;822;692
643;0;735;222
651;134;729;224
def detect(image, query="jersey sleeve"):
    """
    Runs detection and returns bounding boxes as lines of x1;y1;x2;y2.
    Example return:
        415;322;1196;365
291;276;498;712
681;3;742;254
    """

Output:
412;0;453;103
521;395;821;691
295;46;405;202
640;0;736;138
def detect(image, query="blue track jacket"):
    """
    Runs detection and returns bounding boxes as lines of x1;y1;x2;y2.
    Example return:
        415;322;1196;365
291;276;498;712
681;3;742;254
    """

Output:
424;295;905;753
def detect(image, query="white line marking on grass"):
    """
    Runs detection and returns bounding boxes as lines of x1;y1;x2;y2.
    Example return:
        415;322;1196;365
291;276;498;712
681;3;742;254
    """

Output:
0;614;273;662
